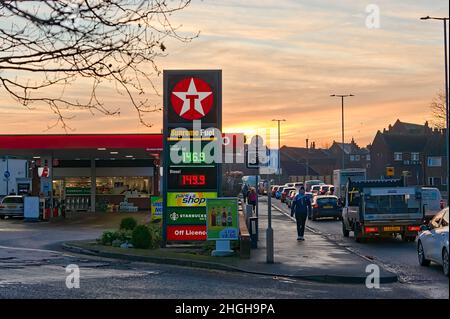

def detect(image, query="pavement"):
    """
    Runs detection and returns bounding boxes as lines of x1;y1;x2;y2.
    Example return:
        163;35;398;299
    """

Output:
60;199;398;284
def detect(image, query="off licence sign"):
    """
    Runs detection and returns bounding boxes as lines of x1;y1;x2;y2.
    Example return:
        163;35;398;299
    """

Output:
167;225;207;241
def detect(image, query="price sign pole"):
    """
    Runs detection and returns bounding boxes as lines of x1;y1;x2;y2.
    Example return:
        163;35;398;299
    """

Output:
162;70;222;246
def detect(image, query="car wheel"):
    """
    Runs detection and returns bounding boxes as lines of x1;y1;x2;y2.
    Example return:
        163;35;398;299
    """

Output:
417;241;431;266
342;222;350;237
443;248;449;277
312;214;317;221
0;215;5;220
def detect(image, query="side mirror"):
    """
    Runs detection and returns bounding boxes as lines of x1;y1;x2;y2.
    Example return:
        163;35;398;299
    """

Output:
420;225;429;232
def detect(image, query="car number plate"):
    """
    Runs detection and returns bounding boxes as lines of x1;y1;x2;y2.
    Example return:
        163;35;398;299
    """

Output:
9;205;17;209
383;226;401;232
323;205;333;209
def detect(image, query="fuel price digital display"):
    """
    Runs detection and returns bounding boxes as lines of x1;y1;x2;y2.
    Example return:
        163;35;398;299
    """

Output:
168;167;217;190
182;151;206;164
181;174;206;185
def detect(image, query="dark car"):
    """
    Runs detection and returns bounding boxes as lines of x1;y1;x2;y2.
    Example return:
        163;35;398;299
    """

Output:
309;195;341;221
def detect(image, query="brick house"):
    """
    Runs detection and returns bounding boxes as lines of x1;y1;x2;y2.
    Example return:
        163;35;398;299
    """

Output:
369;119;447;189
328;138;371;170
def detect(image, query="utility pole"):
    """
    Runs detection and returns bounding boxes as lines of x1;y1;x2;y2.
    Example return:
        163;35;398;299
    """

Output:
330;94;354;170
421;16;449;206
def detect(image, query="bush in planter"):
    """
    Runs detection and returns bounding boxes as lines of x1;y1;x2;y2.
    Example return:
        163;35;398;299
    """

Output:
100;230;118;246
131;225;152;249
120;217;137;231
147;224;162;248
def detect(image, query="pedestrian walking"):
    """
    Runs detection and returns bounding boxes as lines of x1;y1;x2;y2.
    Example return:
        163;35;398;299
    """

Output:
248;187;257;214
242;183;249;203
291;186;311;241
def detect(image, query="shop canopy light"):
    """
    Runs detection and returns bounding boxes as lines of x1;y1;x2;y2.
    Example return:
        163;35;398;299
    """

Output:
125;155;134;158
110;151;119;155
97;148;107;151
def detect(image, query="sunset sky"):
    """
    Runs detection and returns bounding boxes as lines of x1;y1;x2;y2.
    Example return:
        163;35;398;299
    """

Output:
0;0;448;148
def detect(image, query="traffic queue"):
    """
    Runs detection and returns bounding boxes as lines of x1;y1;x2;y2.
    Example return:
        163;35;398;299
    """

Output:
269;179;449;277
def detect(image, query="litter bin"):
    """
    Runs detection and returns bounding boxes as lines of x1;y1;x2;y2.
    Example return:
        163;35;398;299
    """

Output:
249;216;258;249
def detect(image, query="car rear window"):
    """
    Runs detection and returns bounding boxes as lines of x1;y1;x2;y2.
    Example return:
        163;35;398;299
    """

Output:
2;197;23;204
317;197;337;205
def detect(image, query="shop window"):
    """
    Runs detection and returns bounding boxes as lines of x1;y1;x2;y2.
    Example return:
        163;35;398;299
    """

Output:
394;152;402;161
411;152;419;161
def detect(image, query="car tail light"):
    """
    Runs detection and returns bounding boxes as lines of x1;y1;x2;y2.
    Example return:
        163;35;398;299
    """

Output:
407;226;421;232
364;226;379;233
313;204;319;209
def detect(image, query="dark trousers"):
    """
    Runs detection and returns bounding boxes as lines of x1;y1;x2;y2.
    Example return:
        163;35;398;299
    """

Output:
295;214;307;237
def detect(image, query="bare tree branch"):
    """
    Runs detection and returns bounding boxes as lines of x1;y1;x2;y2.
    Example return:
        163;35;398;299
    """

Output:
0;0;198;130
430;92;446;129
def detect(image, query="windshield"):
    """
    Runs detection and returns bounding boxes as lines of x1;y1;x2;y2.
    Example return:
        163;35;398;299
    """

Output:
317;197;337;205
364;195;419;214
2;197;23;204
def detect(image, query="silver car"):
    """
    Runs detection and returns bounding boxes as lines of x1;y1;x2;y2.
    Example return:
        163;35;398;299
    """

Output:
0;195;25;219
417;207;449;277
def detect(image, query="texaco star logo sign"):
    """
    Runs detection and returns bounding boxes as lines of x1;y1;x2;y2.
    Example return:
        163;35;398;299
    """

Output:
171;77;214;120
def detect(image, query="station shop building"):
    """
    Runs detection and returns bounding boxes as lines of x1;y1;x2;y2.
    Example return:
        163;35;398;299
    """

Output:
0;134;163;212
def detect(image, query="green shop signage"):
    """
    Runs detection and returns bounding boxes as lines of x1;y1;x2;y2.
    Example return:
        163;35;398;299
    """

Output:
167;207;207;225
65;187;91;195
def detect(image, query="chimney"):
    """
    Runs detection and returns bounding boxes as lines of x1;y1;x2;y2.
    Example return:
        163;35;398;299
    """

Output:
312;142;316;150
306;138;309;150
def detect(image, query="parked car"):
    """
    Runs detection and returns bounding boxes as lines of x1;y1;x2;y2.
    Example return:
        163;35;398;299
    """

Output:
309;195;341;221
294;182;304;189
417;207;449;277
281;187;296;203
305;180;324;192
271;186;280;197
319;184;334;195
286;190;297;208
0;195;25;219
275;186;285;200
421;187;444;221
310;185;322;196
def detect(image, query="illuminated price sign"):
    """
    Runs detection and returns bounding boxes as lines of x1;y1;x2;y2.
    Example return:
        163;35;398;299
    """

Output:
168;166;217;190
168;140;217;165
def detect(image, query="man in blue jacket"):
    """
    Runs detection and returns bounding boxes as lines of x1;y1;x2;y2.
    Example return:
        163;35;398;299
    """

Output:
291;186;312;241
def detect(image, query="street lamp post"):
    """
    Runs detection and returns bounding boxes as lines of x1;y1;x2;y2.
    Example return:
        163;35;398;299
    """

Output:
330;94;354;170
421;16;449;206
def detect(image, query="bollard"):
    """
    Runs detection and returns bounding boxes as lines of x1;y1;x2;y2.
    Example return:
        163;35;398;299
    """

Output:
249;216;258;249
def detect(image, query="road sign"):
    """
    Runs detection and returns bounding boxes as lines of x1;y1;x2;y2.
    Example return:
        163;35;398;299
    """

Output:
3;171;10;179
386;166;394;177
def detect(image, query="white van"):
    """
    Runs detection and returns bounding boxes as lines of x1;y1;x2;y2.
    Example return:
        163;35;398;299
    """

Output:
421;187;443;220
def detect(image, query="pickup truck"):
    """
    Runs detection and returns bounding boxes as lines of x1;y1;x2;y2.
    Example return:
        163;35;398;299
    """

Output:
341;179;424;243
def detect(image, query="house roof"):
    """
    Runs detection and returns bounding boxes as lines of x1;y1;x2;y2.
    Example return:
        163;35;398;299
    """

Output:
391;119;430;135
381;134;428;152
281;146;331;160
330;142;368;155
281;160;319;176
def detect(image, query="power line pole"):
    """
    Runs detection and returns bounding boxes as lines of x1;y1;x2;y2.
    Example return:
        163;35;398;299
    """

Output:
421;16;449;206
330;94;354;170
